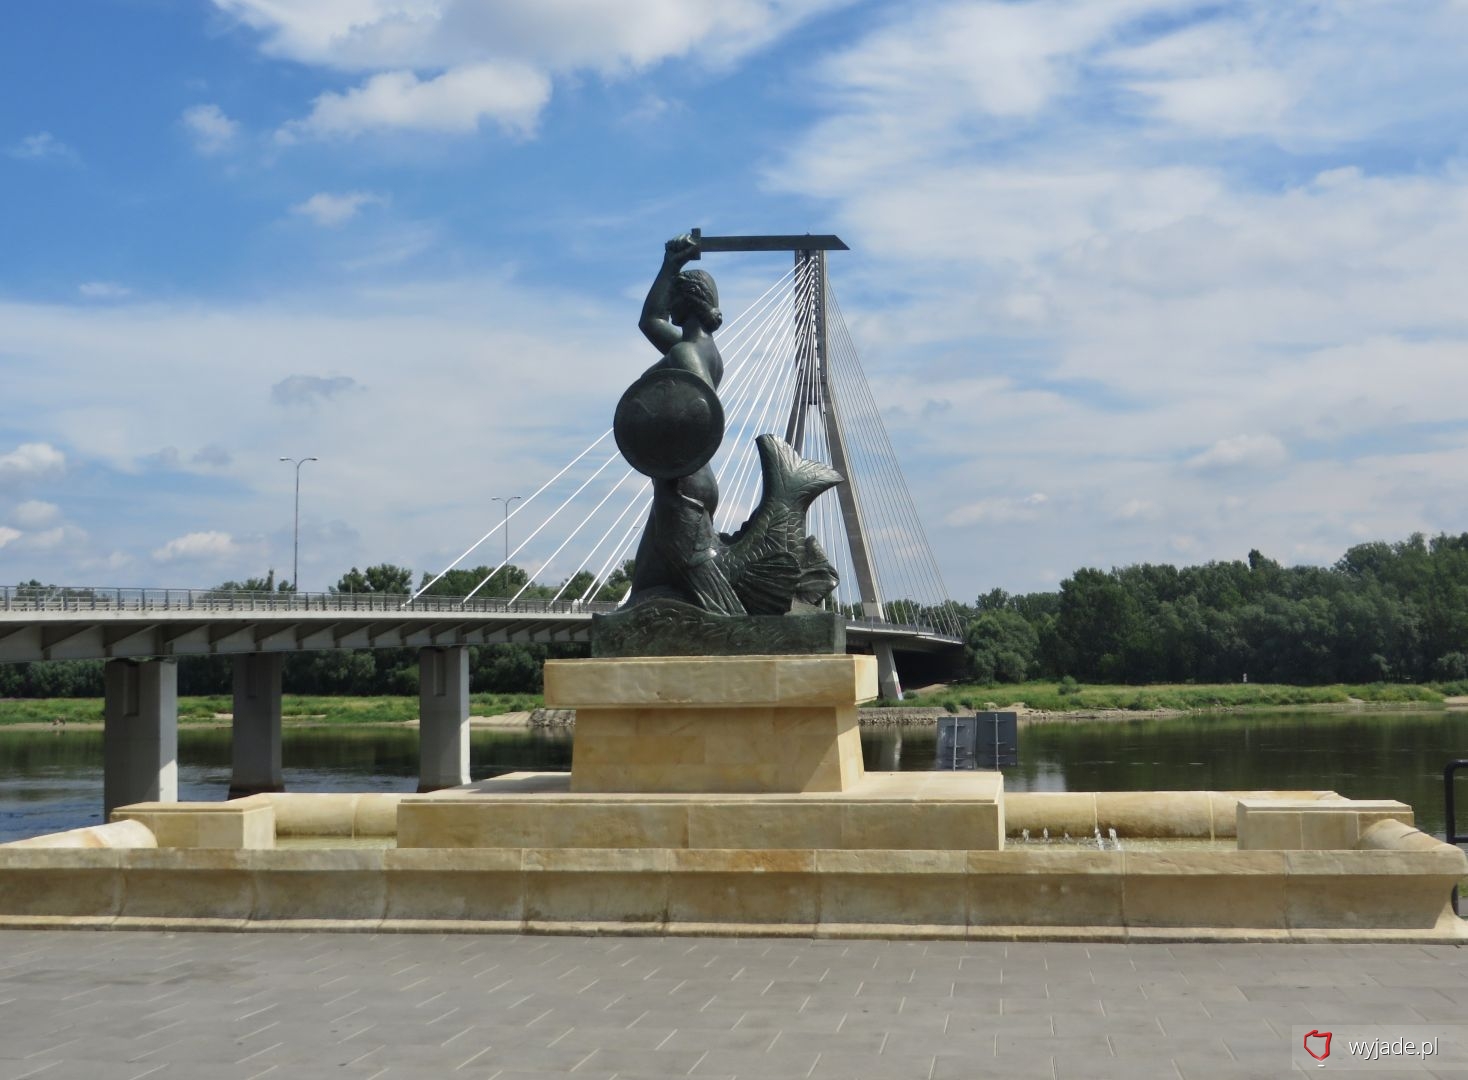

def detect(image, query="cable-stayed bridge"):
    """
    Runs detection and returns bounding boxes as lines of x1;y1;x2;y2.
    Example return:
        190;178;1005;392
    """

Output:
0;231;964;806
0;235;964;681
413;231;963;697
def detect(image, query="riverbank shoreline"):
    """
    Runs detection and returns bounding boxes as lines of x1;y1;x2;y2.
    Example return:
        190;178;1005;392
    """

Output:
7;696;1463;733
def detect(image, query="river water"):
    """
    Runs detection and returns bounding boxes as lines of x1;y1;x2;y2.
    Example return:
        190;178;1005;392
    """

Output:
2;708;1466;843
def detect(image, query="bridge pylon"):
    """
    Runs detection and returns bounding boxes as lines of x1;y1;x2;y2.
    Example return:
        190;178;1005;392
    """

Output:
783;246;901;700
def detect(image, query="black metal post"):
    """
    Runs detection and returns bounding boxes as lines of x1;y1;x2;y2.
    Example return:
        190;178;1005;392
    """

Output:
1444;760;1468;915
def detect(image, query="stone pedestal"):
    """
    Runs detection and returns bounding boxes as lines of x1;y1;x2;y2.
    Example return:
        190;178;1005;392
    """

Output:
230;654;283;798
103;659;178;817
418;646;471;792
545;655;877;794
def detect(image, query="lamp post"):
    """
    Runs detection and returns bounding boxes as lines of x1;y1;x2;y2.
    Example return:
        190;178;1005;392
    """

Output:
279;456;317;592
491;495;521;564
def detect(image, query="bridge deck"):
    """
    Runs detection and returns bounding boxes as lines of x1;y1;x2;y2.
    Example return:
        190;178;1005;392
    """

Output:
0;588;960;663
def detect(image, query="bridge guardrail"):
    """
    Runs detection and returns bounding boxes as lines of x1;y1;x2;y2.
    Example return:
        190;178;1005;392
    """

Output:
0;586;621;617
0;587;961;642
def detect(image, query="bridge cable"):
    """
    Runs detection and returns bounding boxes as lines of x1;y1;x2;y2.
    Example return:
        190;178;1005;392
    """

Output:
710;261;813;495
460;445;625;605
712;260;814;511
563;475;652;604
410;429;614;604
817;295;928;627
717;267;816;529
510;465;645;606
828;288;960;635
826;314;943;632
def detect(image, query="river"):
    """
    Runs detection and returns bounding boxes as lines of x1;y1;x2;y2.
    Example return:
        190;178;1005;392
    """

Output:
2;707;1465;843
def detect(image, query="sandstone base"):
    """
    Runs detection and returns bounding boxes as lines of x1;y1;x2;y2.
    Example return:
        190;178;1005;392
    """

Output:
4;787;1466;942
396;770;1005;851
545;655;876;793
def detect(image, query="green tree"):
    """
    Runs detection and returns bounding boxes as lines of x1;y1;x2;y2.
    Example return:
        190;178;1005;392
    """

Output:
1052;568;1145;681
963;610;1039;684
419;565;530;599
598;560;636;602
334;564;414;595
212;570;292;594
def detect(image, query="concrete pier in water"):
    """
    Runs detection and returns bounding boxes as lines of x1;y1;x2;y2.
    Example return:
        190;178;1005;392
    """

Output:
101;659;178;817
229;653;283;798
417;645;471;792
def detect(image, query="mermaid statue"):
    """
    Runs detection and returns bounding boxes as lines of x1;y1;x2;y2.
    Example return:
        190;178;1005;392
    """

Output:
612;233;841;620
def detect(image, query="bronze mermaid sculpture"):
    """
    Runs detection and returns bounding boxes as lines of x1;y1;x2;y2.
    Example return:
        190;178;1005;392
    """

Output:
614;233;841;616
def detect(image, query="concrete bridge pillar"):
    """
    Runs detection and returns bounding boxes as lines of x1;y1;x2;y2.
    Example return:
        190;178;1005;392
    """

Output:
419;646;471;792
875;642;903;701
230;653;283;799
103;658;178;817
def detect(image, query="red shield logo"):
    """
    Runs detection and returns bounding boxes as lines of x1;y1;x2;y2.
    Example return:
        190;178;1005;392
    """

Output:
1304;1029;1332;1061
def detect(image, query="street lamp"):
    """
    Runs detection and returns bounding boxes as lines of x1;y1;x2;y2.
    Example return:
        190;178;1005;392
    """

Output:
491;495;521;564
279;456;318;592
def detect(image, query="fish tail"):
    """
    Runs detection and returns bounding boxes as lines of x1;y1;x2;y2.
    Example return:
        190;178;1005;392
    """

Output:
755;434;843;510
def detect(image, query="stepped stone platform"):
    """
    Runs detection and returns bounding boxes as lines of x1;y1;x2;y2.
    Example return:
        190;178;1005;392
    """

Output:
399;770;1004;851
1;654;1466;941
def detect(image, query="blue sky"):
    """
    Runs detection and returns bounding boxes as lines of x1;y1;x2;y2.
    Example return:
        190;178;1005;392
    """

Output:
3;0;1468;602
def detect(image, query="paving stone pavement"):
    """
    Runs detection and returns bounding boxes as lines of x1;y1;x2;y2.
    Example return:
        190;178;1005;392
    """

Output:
0;932;1465;1080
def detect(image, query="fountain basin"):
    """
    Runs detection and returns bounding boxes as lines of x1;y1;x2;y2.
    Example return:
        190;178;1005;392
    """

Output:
1;783;1462;942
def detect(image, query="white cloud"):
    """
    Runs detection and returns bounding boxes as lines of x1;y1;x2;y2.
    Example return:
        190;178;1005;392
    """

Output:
78;281;131;300
818;0;1195;125
0;443;66;488
279;63;550;140
0;526;19;550
1111;499;1159;522
181;103;240;154
193;445;232;468
1188;435;1288;472
16;525;87;553
214;0;850;140
291;191;386;227
5;132;75;161
945;493;1049;527
1103;17;1296;137
270;374;360;405
152;531;242;562
144;445;234;471
215;0;850;72
144;447;182;470
13;500;60;528
82;550;135;575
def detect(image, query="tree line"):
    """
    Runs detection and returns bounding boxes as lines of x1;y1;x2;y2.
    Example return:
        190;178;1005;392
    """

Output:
961;533;1468;686
8;532;1468;695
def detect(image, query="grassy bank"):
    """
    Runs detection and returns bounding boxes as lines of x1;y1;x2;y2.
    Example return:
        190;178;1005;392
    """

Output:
0;692;542;727
4;680;1463;727
881;681;1463;713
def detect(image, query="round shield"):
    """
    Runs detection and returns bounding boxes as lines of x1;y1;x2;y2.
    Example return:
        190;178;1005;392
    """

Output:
614;367;725;479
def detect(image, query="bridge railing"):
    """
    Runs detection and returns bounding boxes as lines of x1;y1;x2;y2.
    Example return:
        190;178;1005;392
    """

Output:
0;586;961;641
0;586;621;617
845;615;958;640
